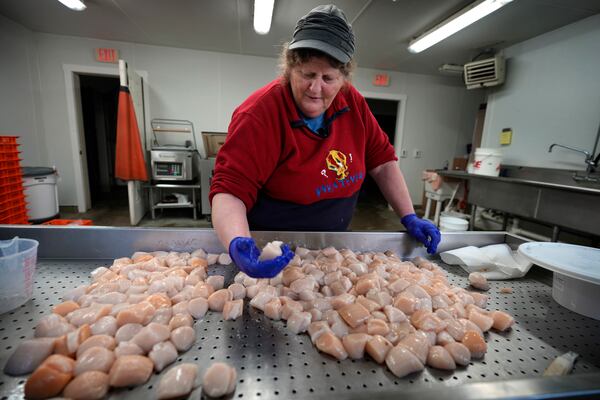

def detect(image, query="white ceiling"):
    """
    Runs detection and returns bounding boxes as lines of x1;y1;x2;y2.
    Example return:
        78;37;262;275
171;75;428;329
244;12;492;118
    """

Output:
1;0;599;75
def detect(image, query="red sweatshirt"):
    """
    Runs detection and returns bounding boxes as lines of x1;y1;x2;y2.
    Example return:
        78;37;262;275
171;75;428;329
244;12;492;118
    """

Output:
209;79;397;231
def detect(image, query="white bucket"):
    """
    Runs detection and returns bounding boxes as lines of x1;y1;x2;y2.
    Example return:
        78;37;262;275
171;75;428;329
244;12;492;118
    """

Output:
471;148;502;176
439;216;468;232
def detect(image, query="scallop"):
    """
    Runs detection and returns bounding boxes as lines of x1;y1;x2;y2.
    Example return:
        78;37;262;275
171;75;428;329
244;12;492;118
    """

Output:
258;241;283;261
131;322;171;353
342;333;371;359
222;299;244;321
63;371;109;400
461;330;487;358
90;316;118;336
208;288;233;312
24;354;75;399
148;341;178;372
74;346;115;375
315;331;348;360
206;275;225;290
365;335;393;364
203;363;237;397
491;310;514;331
287;311;312;334
114;341;144;357
77;334;117;357
170;326;196;352
444;342;471;366
115;323;144;344
385;345;424;378
468;272;489;291
398;331;430;364
157;363;198;399
426;345;456;370
108;355;154;387
338;303;370;328
169;313;194;330
188;297;209;319
3;337;56;376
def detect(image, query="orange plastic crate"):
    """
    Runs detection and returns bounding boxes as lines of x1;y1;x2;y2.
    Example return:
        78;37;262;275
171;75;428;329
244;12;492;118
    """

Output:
0;136;18;145
0;152;19;161
0;184;24;201
0;160;21;170
0;174;22;186
7;211;29;224
42;219;93;226
0;167;21;178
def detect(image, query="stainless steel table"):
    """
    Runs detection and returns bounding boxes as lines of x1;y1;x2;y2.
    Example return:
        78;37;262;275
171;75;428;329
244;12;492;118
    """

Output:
0;227;599;399
148;181;201;220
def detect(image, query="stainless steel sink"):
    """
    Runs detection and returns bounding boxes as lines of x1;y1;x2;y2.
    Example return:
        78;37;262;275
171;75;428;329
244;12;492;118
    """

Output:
437;167;600;237
498;165;600;192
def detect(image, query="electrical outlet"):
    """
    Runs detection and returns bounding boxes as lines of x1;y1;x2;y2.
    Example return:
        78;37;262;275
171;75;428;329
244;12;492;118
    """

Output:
413;149;423;158
400;149;408;158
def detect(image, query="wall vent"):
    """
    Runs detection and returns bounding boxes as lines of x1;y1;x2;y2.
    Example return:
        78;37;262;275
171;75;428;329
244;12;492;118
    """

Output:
464;56;505;89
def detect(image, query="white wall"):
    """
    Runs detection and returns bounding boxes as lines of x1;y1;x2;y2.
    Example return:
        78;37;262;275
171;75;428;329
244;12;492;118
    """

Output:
482;14;600;170
353;70;484;202
2;17;482;206
0;15;47;166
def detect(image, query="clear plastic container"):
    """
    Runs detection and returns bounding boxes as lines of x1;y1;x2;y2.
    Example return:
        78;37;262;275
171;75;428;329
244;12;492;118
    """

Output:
0;237;38;314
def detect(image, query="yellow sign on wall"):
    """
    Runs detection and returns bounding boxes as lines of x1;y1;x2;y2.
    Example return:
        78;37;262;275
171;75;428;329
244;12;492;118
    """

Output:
500;128;512;145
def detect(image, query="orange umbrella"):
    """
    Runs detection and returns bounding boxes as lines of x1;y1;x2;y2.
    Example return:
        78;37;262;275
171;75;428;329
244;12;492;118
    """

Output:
115;84;148;181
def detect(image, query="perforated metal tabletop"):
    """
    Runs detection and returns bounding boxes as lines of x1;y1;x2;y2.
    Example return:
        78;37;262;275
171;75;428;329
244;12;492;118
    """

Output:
1;254;599;400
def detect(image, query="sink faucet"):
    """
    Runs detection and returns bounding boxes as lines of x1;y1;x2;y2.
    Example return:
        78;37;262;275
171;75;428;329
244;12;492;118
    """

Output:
549;118;600;174
548;144;597;173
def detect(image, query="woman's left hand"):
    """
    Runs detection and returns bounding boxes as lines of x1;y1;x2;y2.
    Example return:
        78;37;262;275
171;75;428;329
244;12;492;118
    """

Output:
400;213;441;254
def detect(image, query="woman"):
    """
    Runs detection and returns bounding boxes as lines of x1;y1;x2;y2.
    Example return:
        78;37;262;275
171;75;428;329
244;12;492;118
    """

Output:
210;5;440;278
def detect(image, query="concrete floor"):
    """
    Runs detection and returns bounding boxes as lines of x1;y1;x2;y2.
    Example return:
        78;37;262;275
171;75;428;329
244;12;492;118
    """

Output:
59;195;410;231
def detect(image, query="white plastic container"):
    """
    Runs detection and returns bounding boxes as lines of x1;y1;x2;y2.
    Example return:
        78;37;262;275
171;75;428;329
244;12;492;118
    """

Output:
22;167;59;223
0;237;39;314
471;148;502;176
439;216;469;232
552;273;600;320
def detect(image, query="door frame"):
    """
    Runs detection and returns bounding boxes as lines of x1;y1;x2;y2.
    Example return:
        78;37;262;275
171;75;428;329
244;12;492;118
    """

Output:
63;64;150;212
359;91;407;162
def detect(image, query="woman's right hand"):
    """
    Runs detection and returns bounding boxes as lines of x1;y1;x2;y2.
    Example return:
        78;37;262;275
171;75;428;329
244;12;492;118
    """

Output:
228;237;294;278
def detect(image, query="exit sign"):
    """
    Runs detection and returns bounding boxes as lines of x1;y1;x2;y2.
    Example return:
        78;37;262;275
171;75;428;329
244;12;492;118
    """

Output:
95;48;119;63
373;74;390;87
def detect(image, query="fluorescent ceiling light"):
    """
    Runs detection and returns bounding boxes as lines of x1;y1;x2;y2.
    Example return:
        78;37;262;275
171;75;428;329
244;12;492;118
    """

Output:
57;0;86;11
254;0;274;35
408;0;513;53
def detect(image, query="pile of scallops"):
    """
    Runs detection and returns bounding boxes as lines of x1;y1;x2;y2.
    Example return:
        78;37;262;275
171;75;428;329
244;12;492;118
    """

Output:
241;242;514;378
3;250;238;399
3;242;515;399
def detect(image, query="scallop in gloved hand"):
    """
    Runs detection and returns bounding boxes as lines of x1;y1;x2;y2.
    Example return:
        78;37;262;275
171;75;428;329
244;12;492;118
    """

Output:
258;241;283;261
157;363;198;399
202;362;237;398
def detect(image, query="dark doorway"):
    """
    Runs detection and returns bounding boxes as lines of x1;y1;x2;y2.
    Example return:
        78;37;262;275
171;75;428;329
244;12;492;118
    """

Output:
79;75;126;208
359;98;399;205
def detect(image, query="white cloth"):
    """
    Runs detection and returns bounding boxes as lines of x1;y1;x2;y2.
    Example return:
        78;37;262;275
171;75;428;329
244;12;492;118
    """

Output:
440;244;533;279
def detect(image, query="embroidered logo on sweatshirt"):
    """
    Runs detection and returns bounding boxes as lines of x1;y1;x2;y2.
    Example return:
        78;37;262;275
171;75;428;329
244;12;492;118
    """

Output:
315;149;363;198
325;150;349;180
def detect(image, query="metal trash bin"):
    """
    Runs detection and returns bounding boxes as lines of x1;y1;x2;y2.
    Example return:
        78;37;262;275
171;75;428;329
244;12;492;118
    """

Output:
22;167;59;223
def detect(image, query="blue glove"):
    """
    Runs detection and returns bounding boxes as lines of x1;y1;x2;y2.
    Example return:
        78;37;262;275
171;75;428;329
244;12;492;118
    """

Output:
229;237;294;278
401;213;441;254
